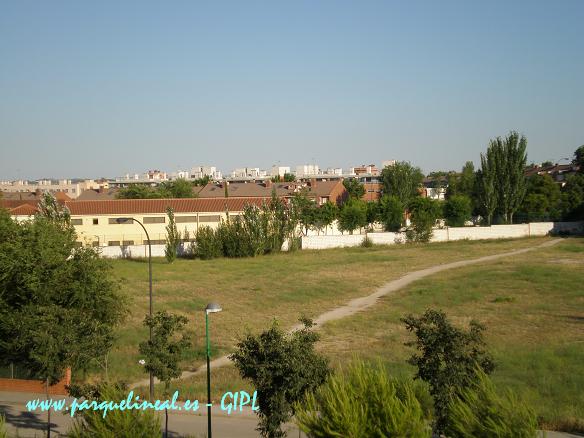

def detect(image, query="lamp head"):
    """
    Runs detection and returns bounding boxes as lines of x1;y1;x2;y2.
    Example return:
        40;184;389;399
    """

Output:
205;302;222;314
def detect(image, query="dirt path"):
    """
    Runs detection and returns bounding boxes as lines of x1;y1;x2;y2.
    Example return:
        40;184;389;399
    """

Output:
130;238;562;389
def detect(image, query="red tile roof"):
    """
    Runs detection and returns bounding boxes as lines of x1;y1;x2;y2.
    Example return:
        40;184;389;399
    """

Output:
9;204;38;216
1;199;39;210
64;197;273;215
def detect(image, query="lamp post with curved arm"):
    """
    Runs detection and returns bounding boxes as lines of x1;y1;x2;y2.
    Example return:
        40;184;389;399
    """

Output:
116;217;154;400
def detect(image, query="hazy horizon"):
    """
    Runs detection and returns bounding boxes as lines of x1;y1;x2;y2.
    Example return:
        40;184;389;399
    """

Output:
1;1;582;180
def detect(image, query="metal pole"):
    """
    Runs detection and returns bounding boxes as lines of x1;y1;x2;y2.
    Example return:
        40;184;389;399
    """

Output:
206;311;212;438
131;218;154;400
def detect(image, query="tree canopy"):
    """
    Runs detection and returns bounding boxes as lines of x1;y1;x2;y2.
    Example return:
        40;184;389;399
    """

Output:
0;200;126;384
381;161;424;207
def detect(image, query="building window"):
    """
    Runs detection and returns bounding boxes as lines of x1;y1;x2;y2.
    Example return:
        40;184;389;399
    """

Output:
71;218;83;225
107;241;120;246
175;216;198;223
109;218;132;224
93;218;99;225
144;239;165;245
122;240;134;246
199;215;221;223
143;217;165;224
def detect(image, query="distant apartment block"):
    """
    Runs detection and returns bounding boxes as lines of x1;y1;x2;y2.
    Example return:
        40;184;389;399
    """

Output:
191;166;222;180
381;160;396;168
295;164;320;177
0;179;106;199
271;166;291;177
324;168;343;176
111;170;168;188
352;164;379;176
231;167;267;178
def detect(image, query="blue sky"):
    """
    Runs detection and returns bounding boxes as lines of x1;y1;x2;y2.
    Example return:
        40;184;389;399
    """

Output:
1;0;582;180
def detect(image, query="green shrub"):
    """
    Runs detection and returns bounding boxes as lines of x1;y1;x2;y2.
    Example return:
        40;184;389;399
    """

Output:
0;413;7;438
407;197;442;242
380;195;404;231
446;369;538;438
194;226;222;259
295;360;430;438
361;235;374;247
444;195;472;227
68;384;161;438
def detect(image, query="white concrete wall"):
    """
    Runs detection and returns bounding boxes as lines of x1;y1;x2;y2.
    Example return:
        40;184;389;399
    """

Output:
98;244;167;258
96;221;584;256
300;222;584;250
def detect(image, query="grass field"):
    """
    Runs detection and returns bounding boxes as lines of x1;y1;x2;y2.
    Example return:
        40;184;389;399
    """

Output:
93;236;583;432
315;237;584;432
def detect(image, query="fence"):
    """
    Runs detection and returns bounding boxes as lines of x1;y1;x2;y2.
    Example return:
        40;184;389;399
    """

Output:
94;221;583;257
301;221;584;250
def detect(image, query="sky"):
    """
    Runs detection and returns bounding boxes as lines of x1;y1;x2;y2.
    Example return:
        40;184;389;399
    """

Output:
0;0;582;180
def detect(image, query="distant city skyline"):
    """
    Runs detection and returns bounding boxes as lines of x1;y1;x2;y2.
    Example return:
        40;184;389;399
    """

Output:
1;1;582;180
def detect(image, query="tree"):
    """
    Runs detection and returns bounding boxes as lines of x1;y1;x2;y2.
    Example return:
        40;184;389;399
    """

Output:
444;195;472;227
447;162;476;201
381;161;424;207
68;383;161;438
491;132;528;223
379;195;404;232
164;207;180;262
517;174;561;222
291;191;318;236
365;201;380;227
0;207;126;437
560;174;584;220
139;311;190;438
295;360;429;438
158;178;196;198
36;193;71;223
402;309;495;434
573;145;584;172
116;184;160;199
342;178;365;200
283;173;296;182
230;318;329;438
407;197;441;242
192;175;211;186
477;151;497;225
337;200;367;235
446;368;537;438
572;145;584;173
318;201;338;235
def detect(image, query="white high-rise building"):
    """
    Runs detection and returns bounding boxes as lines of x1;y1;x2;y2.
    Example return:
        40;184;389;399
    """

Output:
295;164;320;177
230;167;265;178
191;166;222;180
271;166;291;177
381;160;396;168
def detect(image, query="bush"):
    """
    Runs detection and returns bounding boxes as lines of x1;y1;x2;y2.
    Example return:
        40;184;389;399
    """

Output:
402;309;495;434
0;413;7;438
407;197;442;242
295;360;430;438
230;317;329;438
446;369;538;438
444;195;472;227
194;226;222;259
338;200;367;234
380;195;404;231
68;384;161;438
361;235;373;247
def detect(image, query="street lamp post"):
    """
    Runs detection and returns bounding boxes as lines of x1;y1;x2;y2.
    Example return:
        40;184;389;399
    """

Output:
116;217;154;400
205;302;222;438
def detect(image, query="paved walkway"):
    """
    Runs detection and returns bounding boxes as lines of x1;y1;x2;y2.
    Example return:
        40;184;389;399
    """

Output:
132;238;562;389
